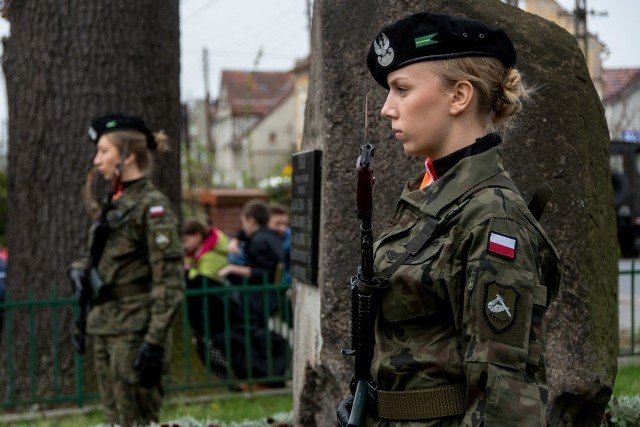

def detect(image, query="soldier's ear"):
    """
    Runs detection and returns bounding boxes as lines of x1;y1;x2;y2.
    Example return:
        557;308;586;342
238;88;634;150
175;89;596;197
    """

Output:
449;80;474;116
123;152;136;166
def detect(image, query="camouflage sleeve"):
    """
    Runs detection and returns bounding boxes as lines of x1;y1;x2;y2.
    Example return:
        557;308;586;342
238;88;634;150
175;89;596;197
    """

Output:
460;215;548;425
142;201;185;346
69;256;90;271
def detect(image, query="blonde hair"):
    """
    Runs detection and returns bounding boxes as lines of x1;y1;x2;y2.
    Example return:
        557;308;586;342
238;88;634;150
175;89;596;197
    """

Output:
427;57;531;131
105;129;169;174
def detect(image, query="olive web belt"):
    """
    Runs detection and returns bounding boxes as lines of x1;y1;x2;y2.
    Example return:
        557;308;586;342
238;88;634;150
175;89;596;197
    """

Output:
101;282;150;301
373;383;466;420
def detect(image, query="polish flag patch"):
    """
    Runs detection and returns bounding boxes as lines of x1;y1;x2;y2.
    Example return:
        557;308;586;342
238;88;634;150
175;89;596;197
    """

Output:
487;232;517;260
149;205;165;218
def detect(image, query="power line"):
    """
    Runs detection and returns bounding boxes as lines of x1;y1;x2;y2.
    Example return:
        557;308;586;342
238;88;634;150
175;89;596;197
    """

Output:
182;0;221;23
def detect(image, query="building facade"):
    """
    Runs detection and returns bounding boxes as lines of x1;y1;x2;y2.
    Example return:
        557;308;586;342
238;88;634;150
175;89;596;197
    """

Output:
212;70;297;187
602;68;640;141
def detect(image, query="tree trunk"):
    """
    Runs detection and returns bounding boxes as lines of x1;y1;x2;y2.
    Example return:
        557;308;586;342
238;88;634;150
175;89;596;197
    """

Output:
1;0;180;403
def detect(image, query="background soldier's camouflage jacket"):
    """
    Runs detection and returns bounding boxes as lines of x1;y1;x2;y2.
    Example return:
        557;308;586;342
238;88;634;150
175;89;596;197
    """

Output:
81;177;185;346
368;146;559;427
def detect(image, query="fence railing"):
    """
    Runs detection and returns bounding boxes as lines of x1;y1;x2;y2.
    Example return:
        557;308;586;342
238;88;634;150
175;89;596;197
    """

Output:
0;278;292;411
618;259;640;356
0;263;638;411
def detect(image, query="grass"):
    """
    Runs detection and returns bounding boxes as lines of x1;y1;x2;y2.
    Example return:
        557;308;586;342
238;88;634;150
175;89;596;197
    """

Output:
4;391;293;427
4;364;640;426
615;363;640;396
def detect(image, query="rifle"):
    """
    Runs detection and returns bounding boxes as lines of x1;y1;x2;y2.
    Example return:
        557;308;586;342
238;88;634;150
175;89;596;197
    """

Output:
340;142;389;426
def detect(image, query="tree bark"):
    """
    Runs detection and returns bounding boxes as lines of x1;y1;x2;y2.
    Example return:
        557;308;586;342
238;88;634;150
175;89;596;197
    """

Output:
1;0;180;402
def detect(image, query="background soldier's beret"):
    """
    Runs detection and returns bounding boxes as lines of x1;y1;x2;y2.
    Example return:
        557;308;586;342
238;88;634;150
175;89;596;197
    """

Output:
367;12;517;89
88;113;157;150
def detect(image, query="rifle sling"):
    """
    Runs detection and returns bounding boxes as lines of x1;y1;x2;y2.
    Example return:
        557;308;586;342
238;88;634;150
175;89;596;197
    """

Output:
370;383;466;420
90;220;111;267
91;201;138;267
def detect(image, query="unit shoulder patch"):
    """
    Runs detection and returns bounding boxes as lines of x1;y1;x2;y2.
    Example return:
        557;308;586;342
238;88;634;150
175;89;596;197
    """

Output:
484;282;519;332
153;229;172;251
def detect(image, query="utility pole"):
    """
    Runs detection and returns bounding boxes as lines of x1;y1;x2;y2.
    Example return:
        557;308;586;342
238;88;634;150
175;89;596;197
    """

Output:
244;47;263;187
574;0;588;63
572;0;607;65
202;47;214;186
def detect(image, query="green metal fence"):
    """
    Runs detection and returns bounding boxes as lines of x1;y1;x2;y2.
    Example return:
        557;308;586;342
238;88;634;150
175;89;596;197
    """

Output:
0;264;638;411
0;279;292;411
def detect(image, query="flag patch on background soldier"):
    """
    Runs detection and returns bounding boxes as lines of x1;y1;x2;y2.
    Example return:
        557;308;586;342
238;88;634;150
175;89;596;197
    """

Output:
487;232;517;260
149;206;165;218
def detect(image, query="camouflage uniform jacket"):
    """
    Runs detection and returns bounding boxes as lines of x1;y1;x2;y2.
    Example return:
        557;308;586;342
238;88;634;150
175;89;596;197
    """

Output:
84;177;185;346
369;145;559;426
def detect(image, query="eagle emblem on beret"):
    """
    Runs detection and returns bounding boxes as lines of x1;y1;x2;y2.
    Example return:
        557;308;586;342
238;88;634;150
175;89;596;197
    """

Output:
374;33;394;67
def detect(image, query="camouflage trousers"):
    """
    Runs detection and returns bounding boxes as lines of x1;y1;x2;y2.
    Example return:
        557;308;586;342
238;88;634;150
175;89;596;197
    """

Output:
92;333;163;427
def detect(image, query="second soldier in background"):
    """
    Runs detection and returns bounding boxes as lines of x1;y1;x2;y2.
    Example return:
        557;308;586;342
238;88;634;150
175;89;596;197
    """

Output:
69;114;184;427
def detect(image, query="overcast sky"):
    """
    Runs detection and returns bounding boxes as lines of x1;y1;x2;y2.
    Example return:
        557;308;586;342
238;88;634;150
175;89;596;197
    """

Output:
0;0;637;118
554;0;640;68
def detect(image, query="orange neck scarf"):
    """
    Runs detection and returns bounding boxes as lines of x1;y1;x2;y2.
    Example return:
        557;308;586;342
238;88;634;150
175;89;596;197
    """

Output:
419;157;438;190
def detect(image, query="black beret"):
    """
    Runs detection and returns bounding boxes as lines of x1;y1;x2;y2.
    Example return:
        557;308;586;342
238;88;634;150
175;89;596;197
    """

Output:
367;12;517;89
88;113;156;150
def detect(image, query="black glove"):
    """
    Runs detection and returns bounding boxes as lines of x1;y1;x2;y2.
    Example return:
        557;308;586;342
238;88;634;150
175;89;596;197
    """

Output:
133;342;164;388
336;395;354;427
67;268;88;300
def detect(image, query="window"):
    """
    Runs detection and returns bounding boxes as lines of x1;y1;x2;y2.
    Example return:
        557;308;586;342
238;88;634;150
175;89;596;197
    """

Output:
610;153;624;174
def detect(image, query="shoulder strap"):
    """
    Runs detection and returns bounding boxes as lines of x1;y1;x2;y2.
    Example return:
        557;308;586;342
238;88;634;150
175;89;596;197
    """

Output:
380;216;439;279
457;173;520;205
527;183;553;221
460;174;553;221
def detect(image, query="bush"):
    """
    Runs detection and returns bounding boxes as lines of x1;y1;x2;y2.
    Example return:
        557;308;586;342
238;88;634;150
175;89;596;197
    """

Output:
603;395;640;426
142;411;293;427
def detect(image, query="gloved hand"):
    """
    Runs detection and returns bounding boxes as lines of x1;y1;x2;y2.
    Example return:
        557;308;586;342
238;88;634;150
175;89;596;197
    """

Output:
67;268;88;300
133;342;164;388
336;395;354;427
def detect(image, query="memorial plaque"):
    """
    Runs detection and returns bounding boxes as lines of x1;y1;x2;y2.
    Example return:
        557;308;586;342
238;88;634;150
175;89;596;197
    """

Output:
291;149;322;285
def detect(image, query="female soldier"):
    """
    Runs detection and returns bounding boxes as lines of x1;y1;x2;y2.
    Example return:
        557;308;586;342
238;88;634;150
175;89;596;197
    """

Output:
71;114;184;426
339;12;560;426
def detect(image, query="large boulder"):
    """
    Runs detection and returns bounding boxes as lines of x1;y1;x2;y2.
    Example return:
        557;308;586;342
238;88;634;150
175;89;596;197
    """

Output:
292;1;618;425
